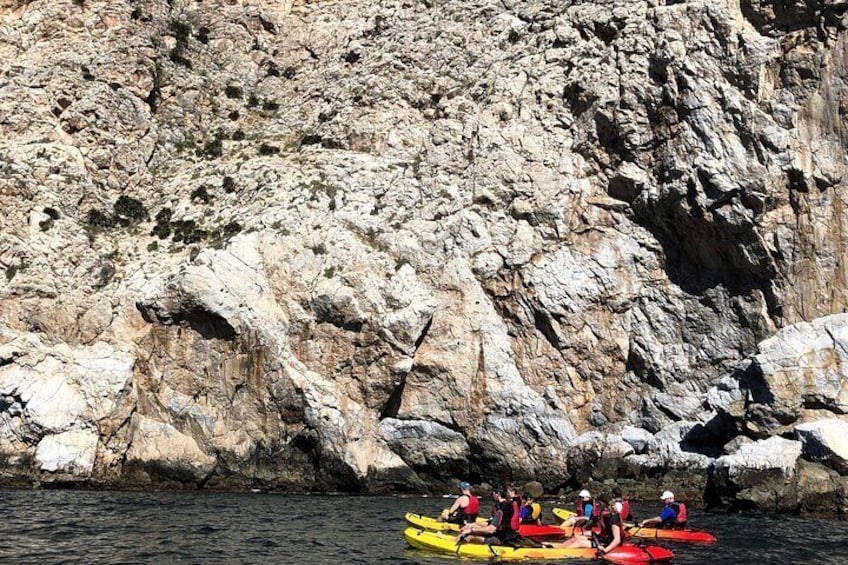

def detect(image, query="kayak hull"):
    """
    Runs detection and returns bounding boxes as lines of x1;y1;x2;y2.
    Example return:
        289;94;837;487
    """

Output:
628;526;716;543
403;527;674;563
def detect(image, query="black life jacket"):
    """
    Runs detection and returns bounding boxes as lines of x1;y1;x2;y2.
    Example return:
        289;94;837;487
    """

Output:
496;500;517;535
597;511;621;545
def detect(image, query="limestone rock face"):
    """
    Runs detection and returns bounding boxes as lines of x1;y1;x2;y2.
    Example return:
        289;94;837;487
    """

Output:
0;0;846;510
125;416;218;484
736;314;848;436
795;419;848;474
712;437;803;510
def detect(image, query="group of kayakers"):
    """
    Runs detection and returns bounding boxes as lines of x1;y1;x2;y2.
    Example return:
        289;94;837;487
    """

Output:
440;481;690;556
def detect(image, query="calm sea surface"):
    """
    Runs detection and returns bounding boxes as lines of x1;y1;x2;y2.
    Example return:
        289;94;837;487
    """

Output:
0;489;846;564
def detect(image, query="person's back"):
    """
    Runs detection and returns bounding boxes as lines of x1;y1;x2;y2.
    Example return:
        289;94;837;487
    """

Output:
519;494;542;525
465;492;480;523
444;481;477;524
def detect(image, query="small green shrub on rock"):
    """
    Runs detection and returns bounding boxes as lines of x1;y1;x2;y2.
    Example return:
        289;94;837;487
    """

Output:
152;208;172;239
258;143;279;156
191;185;212;203
171;219;206;244
225;85;243;99
113;195;148;226
86;209;115;230
196;26;210;44
197;133;223;159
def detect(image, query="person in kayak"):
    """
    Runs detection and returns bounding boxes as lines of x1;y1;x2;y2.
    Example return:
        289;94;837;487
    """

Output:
639;490;688;529
519;493;542;525
455;486;520;545
612;486;632;521
440;481;479;525
558;495;623;555
562;489;594;527
506;485;522;528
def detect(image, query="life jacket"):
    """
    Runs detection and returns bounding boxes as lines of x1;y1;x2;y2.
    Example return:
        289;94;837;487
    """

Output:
577;498;596;517
519;501;541;524
495;500;517;535
675;502;687;525
662;502;687;528
465;495;479;520
597;511;621;545
509;498;521;531
530;501;541;520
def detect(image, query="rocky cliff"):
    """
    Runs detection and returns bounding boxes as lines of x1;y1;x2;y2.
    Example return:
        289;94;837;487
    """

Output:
1;0;847;511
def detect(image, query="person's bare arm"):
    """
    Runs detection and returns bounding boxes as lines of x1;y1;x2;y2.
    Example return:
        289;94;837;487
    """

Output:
447;495;467;515
639;516;662;527
599;524;622;554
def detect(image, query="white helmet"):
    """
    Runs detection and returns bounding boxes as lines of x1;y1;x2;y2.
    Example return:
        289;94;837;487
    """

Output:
660;490;674;501
578;489;591;500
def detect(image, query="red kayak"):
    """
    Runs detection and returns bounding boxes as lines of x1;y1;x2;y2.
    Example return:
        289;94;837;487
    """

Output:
603;544;675;564
517;523;571;539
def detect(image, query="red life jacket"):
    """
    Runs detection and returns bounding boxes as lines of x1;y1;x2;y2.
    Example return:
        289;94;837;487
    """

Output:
510;499;521;531
675;502;687;524
465;495;479;517
620;500;631;521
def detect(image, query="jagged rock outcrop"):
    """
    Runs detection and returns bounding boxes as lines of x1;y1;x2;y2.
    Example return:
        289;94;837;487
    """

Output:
796;419;848;474
0;0;847;510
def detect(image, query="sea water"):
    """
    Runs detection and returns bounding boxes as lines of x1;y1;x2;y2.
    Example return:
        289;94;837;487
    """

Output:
0;489;846;564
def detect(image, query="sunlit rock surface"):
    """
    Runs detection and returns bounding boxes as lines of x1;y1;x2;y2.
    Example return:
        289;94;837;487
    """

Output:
0;0;847;510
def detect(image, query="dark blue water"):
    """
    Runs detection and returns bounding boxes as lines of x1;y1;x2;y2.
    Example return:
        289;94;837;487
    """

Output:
0;489;846;564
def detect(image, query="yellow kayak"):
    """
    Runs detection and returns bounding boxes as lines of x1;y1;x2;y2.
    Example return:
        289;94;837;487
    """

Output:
403;527;675;563
552;507;578;521
404;512;487;532
403;527;598;560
